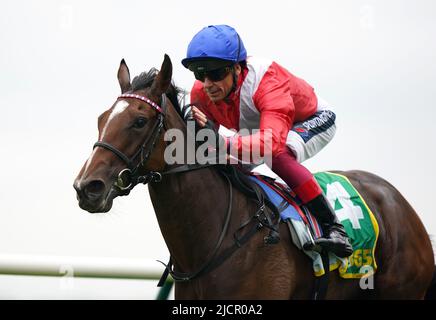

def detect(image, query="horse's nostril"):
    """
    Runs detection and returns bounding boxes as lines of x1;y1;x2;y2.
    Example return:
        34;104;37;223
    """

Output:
84;180;106;200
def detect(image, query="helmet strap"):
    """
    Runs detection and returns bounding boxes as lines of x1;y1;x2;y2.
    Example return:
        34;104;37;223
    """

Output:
224;66;238;100
236;34;241;62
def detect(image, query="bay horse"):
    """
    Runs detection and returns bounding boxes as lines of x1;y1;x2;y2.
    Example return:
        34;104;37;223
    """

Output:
74;55;435;299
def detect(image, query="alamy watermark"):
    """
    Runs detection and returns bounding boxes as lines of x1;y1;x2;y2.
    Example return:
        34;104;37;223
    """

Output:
59;264;75;290
163;122;273;167
359;265;375;290
360;4;376;30
59;5;74;31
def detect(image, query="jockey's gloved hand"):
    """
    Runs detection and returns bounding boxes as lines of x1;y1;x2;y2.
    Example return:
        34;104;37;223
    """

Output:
190;105;208;127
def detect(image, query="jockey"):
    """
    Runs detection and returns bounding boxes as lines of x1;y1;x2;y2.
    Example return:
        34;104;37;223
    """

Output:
181;25;353;258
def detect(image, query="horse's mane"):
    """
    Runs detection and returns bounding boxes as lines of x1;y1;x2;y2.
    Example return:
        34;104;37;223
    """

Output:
131;68;185;119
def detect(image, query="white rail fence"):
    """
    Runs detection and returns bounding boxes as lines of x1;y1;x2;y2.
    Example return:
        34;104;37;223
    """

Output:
0;254;174;299
0;254;165;280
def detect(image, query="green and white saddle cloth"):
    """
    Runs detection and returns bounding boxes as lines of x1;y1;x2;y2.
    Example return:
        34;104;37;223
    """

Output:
311;172;379;278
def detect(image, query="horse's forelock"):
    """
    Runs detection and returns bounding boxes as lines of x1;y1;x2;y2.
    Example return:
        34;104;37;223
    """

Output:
130;68;184;119
131;68;159;91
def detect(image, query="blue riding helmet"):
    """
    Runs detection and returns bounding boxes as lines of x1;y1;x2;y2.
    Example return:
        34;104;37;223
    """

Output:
181;25;247;71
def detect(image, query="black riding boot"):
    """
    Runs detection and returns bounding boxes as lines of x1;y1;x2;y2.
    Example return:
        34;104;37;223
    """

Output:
305;194;353;258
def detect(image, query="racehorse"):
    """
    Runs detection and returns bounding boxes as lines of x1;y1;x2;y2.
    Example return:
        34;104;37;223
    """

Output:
74;55;435;299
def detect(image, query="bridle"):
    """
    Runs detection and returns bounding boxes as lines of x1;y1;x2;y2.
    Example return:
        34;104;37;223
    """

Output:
93;93;167;194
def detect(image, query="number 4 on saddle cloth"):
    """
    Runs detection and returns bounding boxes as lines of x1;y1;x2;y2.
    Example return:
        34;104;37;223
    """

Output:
249;170;379;279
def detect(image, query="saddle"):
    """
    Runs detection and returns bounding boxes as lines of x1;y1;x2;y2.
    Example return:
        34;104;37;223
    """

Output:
218;165;320;250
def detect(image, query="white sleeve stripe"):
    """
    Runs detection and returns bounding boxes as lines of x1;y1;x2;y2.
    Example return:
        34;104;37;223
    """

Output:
239;57;273;130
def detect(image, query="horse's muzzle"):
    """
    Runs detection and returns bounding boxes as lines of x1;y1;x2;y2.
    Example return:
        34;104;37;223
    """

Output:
74;178;113;213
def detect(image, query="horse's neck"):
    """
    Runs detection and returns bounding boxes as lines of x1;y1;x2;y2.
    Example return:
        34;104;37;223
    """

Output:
148;169;228;271
148;101;229;270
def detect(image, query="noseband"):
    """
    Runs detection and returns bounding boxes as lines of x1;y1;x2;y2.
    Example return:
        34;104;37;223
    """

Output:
93;93;167;193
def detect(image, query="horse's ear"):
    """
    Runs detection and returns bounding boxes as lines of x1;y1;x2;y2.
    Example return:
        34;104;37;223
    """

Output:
118;59;131;93
151;54;172;97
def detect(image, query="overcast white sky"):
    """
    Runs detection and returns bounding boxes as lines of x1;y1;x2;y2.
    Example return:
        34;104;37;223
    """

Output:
0;0;435;298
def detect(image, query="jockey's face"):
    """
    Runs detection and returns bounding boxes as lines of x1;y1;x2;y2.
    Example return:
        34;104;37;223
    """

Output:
202;64;241;102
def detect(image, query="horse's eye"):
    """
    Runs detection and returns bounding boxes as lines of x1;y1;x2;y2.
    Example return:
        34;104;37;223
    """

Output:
133;117;147;129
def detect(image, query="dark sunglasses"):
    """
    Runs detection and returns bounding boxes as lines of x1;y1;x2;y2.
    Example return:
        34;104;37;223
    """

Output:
193;66;233;82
